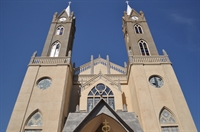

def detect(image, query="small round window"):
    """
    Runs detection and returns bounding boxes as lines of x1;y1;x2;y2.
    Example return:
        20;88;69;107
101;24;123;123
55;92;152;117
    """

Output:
37;77;52;90
149;75;164;88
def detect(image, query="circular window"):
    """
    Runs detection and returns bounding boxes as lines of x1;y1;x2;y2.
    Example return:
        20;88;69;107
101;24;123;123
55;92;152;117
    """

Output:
149;75;164;88
37;77;52;90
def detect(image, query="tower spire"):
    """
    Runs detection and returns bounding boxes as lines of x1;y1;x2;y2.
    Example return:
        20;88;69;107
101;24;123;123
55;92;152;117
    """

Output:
126;1;132;15
65;1;71;17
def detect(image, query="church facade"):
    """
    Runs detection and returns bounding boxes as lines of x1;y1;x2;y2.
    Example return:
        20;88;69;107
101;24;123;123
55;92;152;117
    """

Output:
7;3;197;132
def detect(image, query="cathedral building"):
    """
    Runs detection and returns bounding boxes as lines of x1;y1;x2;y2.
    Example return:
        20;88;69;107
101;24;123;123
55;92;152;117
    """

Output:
7;3;197;132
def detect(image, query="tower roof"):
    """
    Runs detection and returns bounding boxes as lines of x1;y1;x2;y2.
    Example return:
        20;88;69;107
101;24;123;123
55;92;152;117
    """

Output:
65;1;71;17
126;1;132;15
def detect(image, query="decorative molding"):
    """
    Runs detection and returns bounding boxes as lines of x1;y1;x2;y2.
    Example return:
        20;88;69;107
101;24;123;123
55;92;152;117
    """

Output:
74;74;127;84
129;55;171;65
74;57;126;75
75;73;124;92
29;56;71;66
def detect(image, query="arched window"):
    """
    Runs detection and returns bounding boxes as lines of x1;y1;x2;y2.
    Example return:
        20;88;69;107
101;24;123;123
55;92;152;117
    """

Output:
55;26;64;35
49;41;60;57
87;83;115;112
160;108;179;132
138;40;150;56
24;111;42;132
134;24;143;34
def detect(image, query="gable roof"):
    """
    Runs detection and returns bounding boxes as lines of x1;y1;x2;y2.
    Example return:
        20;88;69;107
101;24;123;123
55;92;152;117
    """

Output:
63;99;143;132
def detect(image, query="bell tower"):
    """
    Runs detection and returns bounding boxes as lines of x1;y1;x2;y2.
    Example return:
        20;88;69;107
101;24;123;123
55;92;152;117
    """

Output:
7;3;75;132
42;1;75;57
123;2;197;132
122;2;158;56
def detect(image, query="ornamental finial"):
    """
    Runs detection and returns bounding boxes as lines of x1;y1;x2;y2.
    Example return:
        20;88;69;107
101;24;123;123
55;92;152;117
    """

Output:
126;1;132;16
91;55;94;61
106;55;109;61
65;1;71;17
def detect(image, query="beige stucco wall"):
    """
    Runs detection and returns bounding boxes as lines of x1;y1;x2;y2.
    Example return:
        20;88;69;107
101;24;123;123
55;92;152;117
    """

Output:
162;64;197;131
7;65;72;132
120;84;133;112
129;64;160;131
129;64;197;132
94;64;107;74
126;69;142;125
7;66;40;132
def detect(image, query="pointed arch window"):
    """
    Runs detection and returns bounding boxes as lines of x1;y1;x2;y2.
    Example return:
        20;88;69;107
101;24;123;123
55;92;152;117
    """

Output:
24;111;42;132
134;24;143;34
87;83;115;112
55;26;64;35
138;40;150;56
160;108;179;132
49;41;60;57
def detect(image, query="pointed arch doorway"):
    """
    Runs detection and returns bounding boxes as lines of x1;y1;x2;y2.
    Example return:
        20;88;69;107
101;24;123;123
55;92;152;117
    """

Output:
80;113;126;132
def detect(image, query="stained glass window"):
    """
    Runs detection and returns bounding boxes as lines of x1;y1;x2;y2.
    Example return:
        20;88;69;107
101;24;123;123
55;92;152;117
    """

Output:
25;130;42;132
25;111;42;132
27;112;42;126
87;84;115;112
160;109;178;132
161;126;179;132
160;109;176;123
88;98;93;112
108;97;115;109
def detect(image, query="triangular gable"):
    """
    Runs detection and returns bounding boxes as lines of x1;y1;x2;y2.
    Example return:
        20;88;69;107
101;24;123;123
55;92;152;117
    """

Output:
123;3;145;22
57;3;73;20
129;7;140;17
57;10;70;19
63;100;143;132
125;2;140;17
80;72;121;91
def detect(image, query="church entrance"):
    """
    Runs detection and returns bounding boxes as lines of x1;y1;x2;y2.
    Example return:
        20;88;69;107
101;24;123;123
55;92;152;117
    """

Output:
80;114;126;132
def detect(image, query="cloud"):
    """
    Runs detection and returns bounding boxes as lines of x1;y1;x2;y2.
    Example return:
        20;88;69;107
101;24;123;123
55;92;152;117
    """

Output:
170;13;194;26
169;13;199;52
